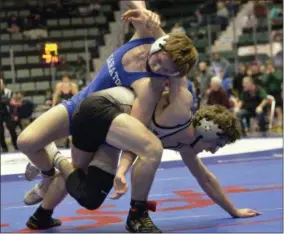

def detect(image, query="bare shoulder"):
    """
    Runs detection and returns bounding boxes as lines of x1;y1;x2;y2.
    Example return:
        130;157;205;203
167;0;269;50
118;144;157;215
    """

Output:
71;82;78;88
55;82;62;89
131;77;165;95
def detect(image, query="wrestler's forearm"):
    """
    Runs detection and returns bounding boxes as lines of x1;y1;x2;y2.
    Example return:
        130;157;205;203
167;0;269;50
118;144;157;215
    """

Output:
199;174;238;217
127;1;166;38
168;77;188;100
117;151;137;175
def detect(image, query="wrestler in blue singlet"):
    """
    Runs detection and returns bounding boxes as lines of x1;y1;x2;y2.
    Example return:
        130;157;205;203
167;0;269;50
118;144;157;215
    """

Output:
62;37;165;132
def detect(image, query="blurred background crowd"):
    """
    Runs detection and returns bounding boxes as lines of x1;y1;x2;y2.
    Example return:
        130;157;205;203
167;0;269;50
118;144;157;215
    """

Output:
0;0;283;152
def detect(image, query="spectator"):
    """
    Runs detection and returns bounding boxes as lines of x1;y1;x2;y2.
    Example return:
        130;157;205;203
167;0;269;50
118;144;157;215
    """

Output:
196;61;214;103
216;1;229;30
260;63;283;128
52;73;78;107
10;92;24;130
219;69;233;97
250;62;262;81
233;63;247;97
0;78;18;152
225;0;240;16
210;52;231;77
236;76;269;136
270;5;282;24
6;14;22;33
17;93;35;129
23;12;48;40
170;23;185;33
207;76;230;108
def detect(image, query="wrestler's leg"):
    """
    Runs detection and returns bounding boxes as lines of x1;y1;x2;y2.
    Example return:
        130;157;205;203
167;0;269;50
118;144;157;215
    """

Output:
25;145;93;230
55;144;119;210
106;113;163;233
17;104;70;171
106;113;163;201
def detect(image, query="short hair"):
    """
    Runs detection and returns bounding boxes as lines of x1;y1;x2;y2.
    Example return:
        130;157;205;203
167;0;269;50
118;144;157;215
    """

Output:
192;105;242;143
164;32;199;76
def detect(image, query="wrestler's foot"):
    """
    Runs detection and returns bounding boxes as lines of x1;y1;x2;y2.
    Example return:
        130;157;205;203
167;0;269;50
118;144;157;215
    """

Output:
25;162;40;181
26;206;61;230
26;216;61;230
24;176;54;205
126;201;162;233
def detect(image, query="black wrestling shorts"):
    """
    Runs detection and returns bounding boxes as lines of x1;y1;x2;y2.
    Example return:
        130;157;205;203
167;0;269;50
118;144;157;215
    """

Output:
71;95;124;152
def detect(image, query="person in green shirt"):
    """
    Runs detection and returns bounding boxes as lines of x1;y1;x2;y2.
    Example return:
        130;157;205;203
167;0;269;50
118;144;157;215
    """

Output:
260;63;283;128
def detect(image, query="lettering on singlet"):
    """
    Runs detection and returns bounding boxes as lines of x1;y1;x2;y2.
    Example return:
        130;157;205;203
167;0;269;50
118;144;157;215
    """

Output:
107;54;122;86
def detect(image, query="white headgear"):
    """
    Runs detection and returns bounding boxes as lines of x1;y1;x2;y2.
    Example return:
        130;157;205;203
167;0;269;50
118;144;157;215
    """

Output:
149;35;170;55
195;118;224;141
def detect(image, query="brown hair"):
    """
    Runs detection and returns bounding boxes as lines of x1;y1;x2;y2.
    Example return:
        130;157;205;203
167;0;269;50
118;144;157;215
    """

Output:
192;105;241;143
163;32;198;76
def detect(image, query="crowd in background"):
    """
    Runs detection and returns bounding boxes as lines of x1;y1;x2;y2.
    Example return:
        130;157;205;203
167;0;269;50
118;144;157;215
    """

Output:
0;0;283;152
6;0;101;42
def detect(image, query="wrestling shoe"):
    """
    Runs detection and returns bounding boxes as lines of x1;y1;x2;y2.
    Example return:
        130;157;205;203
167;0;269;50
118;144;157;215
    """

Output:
26;215;61;230
126;201;162;233
25;162;40;181
24;176;54;205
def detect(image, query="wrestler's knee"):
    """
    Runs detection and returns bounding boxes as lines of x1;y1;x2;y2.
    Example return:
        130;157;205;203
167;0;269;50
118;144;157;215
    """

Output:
17;129;38;153
142;136;163;163
66;166;114;210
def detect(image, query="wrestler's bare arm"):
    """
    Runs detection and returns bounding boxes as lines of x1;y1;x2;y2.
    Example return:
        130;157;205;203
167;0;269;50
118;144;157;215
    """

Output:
116;78;164;175
123;1;165;39
179;148;239;217
156;77;193;125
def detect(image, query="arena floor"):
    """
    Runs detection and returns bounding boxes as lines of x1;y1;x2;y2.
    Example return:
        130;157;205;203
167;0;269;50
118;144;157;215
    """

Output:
1;137;283;233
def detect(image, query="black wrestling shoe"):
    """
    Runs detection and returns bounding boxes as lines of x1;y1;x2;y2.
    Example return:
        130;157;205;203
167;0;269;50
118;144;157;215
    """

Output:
126;201;162;233
26;215;61;230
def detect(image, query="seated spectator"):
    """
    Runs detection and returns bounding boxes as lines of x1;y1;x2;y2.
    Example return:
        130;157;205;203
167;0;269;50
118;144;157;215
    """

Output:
233;63;247;97
260;63;283;128
236;76;269;136
210;52;231;77
23;13;48;39
170;23;185;33
6;15;22;33
23;12;48;40
207;76;230;108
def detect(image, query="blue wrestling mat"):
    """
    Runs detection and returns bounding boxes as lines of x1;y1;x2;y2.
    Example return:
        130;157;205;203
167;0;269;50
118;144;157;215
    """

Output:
1;137;283;233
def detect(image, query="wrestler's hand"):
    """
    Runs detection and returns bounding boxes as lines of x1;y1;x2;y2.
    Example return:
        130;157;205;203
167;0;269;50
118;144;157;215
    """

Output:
232;208;261;218
121;9;161;30
110;174;128;200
